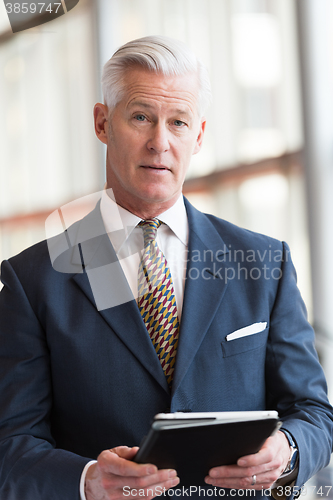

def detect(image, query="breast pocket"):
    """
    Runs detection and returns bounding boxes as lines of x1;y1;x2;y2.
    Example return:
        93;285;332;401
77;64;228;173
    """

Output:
221;327;269;358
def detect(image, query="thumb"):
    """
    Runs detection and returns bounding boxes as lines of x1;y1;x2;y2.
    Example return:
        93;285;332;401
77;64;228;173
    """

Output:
111;446;140;460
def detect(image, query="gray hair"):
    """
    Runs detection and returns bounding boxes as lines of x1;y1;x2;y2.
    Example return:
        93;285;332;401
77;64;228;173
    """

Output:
101;35;212;117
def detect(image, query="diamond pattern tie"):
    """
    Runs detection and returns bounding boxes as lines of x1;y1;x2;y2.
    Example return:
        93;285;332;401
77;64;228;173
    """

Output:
138;219;179;387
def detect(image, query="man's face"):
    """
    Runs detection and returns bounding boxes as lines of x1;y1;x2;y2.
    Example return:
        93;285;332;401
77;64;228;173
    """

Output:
94;67;206;216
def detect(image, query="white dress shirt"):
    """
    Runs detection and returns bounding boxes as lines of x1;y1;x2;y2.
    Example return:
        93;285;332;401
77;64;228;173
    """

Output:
99;188;188;318
79;189;189;499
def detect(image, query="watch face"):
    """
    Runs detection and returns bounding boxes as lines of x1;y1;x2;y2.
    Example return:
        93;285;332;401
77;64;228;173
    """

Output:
288;447;299;472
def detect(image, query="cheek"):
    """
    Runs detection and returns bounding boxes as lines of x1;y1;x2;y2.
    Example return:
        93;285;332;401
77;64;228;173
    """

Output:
176;142;197;166
109;136;132;163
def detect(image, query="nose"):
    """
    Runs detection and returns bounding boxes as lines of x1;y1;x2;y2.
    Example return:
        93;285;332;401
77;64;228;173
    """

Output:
147;123;170;154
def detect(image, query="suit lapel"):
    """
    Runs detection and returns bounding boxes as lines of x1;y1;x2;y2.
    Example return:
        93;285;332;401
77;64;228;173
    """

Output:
172;200;229;394
70;205;169;394
62;199;229;396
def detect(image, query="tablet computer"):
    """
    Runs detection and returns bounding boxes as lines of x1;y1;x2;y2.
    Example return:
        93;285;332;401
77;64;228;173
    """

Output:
135;411;280;486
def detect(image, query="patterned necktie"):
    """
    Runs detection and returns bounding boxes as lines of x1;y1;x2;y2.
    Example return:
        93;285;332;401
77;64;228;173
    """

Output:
138;219;179;387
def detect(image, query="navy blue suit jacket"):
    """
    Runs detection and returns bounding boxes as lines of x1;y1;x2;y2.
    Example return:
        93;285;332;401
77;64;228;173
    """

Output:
0;198;332;499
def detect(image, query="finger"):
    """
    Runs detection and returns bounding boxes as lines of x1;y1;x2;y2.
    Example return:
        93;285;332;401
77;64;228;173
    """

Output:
208;462;283;482
207;463;273;479
237;435;280;468
205;474;278;491
104;473;180;499
111;446;139;460
237;449;274;468
98;449;159;477
254;468;285;487
142;476;180;500
205;474;255;490
207;433;288;491
102;468;179;491
206;465;283;490
207;448;272;479
208;465;248;479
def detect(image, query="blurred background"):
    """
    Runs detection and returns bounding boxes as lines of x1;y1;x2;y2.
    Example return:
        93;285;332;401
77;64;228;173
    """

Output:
0;0;332;491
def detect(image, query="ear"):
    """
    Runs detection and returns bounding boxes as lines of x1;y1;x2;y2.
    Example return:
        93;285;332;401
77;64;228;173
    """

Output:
93;103;109;145
193;118;206;155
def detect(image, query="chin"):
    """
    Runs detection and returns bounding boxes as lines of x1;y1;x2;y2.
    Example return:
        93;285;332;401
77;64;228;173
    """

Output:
137;188;174;204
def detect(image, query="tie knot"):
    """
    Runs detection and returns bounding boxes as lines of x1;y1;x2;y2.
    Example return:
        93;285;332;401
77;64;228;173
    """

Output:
139;218;162;247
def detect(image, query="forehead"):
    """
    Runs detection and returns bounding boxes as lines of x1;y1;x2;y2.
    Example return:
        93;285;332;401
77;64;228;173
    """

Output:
120;67;200;114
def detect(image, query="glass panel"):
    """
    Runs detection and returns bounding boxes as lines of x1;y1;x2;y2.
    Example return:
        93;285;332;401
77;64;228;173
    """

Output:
0;2;99;220
0;1;11;33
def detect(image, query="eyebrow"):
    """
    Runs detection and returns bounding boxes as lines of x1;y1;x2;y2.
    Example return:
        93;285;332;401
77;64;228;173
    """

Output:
127;100;192;117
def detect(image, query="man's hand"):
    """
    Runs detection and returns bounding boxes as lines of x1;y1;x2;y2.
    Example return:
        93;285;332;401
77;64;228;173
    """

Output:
85;446;180;500
205;431;290;490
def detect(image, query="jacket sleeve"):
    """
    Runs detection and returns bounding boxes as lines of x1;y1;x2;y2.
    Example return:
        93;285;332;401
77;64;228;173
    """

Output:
0;259;90;500
266;242;333;492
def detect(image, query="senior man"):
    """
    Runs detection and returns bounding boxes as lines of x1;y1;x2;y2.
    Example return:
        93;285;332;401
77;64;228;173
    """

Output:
0;36;332;500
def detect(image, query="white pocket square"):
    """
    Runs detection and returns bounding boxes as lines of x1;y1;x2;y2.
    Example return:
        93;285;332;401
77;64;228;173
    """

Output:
226;322;267;341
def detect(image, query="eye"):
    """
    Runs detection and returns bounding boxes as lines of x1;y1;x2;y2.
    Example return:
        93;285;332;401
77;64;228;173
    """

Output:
174;120;186;127
134;114;147;122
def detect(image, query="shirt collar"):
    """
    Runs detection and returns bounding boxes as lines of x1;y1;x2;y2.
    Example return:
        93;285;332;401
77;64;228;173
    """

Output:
100;188;140;253
100;188;188;252
156;195;188;246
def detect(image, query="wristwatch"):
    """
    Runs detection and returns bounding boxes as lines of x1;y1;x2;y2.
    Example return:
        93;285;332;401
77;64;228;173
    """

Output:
281;429;299;474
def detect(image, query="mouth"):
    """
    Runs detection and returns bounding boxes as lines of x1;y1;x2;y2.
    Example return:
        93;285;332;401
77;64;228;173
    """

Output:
140;164;170;171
